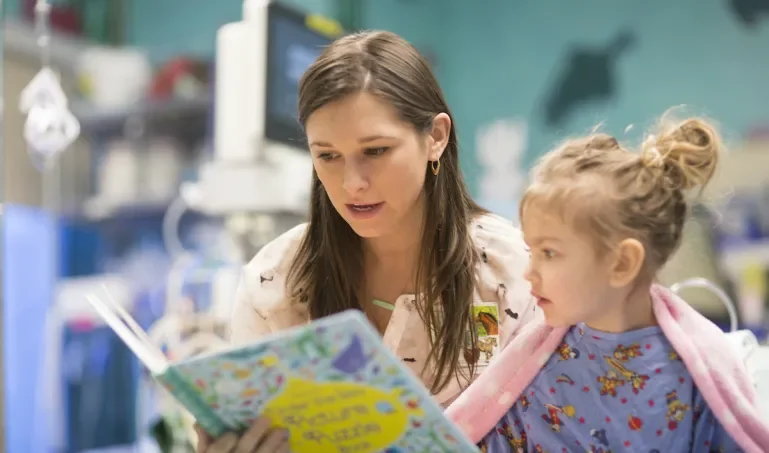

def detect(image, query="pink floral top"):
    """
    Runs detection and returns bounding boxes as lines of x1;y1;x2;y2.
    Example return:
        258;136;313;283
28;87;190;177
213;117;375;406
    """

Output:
229;213;540;405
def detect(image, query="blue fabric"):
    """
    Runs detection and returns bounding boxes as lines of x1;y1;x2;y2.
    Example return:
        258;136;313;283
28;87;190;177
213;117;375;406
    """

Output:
480;323;742;453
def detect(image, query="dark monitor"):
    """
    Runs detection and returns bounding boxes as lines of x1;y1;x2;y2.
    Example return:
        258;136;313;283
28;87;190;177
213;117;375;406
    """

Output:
265;3;334;148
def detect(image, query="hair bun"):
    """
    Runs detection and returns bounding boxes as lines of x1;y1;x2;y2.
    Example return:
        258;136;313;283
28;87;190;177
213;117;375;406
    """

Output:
645;117;721;191
587;134;620;150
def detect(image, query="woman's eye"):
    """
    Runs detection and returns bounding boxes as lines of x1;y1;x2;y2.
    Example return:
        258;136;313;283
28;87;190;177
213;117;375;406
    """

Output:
365;147;389;156
317;153;336;161
543;249;556;258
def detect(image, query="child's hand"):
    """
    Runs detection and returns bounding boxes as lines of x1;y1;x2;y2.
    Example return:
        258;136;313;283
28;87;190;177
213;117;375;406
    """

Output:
194;417;290;453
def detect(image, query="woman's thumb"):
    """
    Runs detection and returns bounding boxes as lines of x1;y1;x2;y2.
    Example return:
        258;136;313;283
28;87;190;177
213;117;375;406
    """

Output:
194;423;212;453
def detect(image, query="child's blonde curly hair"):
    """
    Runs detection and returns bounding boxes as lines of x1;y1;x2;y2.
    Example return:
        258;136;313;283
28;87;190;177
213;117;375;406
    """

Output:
521;113;722;276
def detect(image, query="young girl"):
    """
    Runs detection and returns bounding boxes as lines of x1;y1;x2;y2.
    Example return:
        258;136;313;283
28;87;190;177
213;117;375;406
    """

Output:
446;114;769;452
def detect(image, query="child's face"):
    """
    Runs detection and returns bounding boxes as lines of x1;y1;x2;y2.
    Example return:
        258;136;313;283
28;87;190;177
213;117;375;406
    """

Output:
522;205;615;328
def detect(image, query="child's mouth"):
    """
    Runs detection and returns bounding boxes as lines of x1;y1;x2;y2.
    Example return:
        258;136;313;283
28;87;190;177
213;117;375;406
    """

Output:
536;296;551;306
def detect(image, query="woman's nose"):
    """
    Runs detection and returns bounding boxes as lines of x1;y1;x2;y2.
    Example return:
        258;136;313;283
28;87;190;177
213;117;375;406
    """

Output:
342;161;369;194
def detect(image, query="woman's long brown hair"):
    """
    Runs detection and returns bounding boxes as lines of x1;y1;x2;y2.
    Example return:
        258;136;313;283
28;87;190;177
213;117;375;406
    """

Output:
288;30;485;393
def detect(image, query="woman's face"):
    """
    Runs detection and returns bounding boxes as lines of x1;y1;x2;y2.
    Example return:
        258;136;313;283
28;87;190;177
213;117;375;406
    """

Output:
306;92;449;239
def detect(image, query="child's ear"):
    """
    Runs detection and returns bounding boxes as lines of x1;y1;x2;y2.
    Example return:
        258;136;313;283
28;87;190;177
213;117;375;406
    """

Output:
608;238;645;288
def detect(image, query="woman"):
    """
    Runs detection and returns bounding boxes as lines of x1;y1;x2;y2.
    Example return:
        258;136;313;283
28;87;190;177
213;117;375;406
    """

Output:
197;30;537;453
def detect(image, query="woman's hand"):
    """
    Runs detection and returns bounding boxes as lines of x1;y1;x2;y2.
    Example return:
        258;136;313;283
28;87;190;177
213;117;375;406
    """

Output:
194;417;290;453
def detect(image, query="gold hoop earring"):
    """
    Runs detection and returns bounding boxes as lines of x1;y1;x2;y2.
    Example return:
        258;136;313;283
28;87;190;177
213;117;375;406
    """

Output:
431;160;440;176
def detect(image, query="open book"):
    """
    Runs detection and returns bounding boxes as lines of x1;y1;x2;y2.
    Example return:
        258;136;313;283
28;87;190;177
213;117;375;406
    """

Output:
87;292;480;453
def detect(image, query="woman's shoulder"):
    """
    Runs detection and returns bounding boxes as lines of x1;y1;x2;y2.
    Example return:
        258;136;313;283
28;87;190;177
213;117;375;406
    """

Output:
244;223;308;275
470;213;539;341
470;213;528;266
229;223;309;342
240;222;308;309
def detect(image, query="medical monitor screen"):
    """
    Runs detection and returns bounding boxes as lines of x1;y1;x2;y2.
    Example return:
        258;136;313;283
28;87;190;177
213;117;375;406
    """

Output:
265;3;332;148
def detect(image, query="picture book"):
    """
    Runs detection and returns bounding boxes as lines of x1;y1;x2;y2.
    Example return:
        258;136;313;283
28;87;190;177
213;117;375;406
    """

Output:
86;292;480;453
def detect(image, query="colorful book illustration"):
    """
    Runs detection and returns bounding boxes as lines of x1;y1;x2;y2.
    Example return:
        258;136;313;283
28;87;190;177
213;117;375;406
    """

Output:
86;292;480;453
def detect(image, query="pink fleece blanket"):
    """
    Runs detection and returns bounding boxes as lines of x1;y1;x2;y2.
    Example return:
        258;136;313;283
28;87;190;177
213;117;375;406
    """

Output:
446;284;769;453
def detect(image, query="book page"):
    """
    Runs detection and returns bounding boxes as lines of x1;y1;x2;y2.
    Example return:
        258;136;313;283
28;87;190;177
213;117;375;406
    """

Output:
86;293;169;374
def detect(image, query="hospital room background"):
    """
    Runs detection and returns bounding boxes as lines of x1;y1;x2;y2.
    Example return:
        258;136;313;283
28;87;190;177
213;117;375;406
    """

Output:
1;0;769;451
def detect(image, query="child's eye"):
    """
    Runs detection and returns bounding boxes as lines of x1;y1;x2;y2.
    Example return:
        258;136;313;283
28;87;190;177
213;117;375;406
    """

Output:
543;249;556;259
317;152;336;161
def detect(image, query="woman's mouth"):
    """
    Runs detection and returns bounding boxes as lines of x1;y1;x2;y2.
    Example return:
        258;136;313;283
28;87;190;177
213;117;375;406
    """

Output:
346;202;384;219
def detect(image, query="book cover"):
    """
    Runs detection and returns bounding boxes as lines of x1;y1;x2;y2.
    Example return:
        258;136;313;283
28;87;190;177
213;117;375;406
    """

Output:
169;310;479;453
86;290;479;453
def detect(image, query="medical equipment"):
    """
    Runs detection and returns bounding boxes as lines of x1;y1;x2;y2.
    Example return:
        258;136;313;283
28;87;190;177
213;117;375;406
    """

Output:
151;201;241;450
19;0;81;173
671;278;741;334
672;277;769;418
155;7;343;392
5;2;85;451
671;277;760;360
143;275;231;452
180;0;340;261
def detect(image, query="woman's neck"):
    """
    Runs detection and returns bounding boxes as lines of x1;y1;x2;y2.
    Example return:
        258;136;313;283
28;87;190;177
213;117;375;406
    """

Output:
363;225;422;272
361;233;421;305
363;197;425;271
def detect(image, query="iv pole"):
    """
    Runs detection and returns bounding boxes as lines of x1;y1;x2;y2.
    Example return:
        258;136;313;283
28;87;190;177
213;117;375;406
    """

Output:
33;0;62;214
15;2;81;451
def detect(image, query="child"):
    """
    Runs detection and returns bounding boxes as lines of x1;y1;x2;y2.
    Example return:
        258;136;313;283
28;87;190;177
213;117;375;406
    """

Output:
446;114;769;452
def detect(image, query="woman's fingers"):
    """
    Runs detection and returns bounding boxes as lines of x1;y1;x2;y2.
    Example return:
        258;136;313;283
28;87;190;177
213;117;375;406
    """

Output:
234;417;273;453
253;428;289;453
272;437;290;453
209;432;240;452
195;417;289;453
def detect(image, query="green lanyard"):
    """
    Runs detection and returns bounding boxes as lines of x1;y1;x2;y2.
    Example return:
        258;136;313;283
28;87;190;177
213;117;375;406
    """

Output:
372;298;396;311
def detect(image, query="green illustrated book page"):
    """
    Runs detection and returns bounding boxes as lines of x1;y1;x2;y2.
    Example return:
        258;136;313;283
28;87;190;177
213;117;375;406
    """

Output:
170;310;480;453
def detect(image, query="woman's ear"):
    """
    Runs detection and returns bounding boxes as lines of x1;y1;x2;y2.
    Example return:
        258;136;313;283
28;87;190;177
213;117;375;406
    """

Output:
427;113;451;161
608;238;646;288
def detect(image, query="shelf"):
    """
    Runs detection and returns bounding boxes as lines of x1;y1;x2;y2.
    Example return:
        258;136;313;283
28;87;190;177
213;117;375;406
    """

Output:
58;197;175;222
6;19;211;142
61;196;217;224
72;97;210;129
72;96;212;143
4;19;93;71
